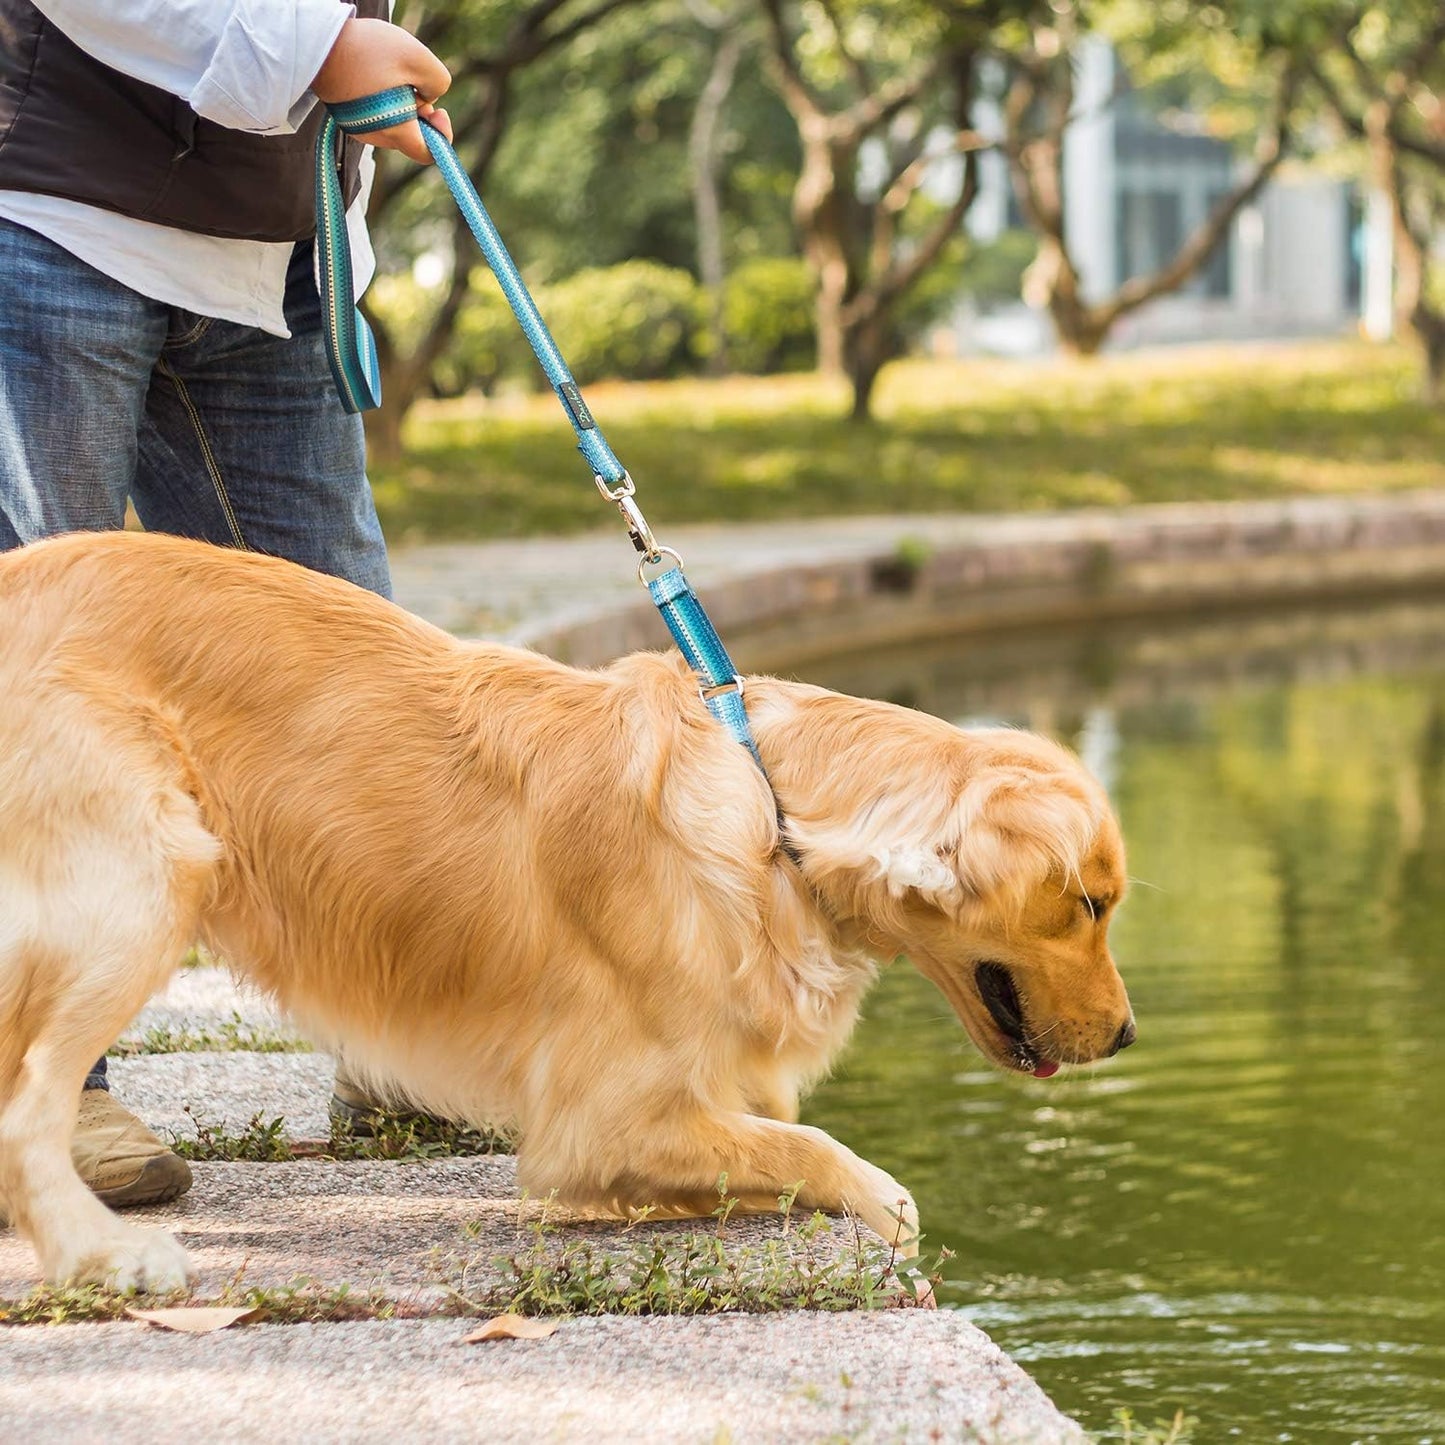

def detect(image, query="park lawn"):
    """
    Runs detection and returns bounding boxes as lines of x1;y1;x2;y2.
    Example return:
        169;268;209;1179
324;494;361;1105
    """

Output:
370;339;1445;543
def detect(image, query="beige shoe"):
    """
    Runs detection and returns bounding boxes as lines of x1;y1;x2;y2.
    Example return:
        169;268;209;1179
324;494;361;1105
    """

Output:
0;1090;191;1230
71;1089;193;1208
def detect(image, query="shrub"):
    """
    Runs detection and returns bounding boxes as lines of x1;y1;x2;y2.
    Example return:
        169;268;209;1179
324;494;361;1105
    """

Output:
534;261;709;385
721;256;816;374
445;272;531;395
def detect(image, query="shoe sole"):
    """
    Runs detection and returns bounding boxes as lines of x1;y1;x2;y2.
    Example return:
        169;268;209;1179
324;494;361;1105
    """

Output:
92;1153;194;1210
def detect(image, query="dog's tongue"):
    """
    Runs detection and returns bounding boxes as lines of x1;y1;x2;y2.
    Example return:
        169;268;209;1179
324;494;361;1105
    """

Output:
1031;1060;1060;1079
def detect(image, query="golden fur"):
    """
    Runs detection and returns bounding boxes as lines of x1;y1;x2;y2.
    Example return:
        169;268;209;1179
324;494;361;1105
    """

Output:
0;531;1132;1290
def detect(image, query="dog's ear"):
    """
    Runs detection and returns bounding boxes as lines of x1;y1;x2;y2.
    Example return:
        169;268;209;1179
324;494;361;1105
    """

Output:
946;766;1104;909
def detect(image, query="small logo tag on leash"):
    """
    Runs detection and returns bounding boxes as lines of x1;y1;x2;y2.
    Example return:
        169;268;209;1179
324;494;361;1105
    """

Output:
560;382;596;430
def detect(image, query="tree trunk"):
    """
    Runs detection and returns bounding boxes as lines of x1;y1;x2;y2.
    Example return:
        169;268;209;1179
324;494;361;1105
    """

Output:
1366;100;1445;405
844;315;891;419
690;28;744;376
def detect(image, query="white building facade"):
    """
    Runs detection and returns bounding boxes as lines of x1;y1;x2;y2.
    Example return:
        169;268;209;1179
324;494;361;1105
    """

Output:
954;38;1369;356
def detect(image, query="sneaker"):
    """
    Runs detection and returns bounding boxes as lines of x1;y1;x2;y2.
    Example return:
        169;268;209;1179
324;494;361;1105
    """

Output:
71;1089;193;1208
329;1069;449;1137
0;1090;192;1229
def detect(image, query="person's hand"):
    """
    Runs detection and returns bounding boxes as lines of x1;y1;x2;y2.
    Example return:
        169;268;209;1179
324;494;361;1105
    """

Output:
311;17;454;163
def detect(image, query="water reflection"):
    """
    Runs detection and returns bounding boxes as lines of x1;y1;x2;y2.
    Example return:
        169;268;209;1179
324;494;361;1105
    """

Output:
796;599;1445;1443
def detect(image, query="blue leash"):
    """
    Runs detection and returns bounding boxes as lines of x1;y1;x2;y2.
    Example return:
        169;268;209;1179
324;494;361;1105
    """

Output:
317;88;764;772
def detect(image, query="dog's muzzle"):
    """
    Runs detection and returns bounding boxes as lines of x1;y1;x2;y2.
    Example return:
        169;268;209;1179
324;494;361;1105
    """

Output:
975;961;1058;1077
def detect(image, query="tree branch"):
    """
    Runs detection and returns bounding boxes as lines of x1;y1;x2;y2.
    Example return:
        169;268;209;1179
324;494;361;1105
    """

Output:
1096;61;1298;329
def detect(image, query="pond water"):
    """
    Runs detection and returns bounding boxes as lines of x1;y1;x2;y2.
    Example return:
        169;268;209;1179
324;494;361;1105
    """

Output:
795;599;1445;1443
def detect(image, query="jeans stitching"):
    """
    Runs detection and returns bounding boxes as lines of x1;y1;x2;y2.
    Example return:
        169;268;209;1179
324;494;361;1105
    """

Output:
165;315;215;349
155;360;247;549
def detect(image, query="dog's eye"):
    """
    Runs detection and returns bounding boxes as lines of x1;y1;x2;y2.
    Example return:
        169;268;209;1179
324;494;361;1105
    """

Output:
1081;895;1109;921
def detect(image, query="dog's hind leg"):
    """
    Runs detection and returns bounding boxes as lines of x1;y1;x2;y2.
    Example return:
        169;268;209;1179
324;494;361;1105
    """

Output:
0;691;220;1289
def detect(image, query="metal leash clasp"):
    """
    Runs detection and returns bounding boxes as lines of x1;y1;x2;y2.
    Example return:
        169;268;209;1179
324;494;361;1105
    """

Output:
596;471;683;580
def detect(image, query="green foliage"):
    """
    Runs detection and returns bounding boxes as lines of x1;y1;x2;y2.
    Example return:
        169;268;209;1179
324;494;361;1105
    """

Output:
0;1277;398;1325
327;1111;515;1161
444;275;531;396
1109;1407;1198;1444
444;1183;942;1317
535;261;710;384
168;1110;294;1163
721;257;817;373
479;1;797;280
957;229;1038;308
371;342;1443;541
108;1012;310;1058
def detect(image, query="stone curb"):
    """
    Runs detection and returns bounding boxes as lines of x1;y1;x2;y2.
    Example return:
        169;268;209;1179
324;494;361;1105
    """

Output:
387;492;1445;672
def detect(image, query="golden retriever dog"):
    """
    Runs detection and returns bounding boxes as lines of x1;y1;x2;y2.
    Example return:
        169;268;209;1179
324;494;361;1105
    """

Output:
0;531;1133;1292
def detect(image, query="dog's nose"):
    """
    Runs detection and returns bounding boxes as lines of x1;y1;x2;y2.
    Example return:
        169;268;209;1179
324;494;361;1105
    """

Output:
1111;1018;1138;1054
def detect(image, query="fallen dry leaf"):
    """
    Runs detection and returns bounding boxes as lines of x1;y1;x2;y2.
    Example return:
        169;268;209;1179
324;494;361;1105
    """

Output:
126;1306;260;1334
461;1313;561;1343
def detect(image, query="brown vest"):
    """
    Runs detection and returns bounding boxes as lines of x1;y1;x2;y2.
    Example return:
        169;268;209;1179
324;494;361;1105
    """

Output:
0;0;387;242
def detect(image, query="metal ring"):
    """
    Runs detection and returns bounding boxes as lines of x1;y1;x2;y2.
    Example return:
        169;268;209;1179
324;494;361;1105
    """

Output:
637;546;684;586
595;470;635;502
699;675;744;702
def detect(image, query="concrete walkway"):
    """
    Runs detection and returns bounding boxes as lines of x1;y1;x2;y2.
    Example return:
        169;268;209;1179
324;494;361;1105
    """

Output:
0;970;1084;1444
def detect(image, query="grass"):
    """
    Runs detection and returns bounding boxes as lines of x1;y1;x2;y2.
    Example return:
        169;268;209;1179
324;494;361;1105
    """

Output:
370;341;1445;544
1110;1408;1198;1444
164;1107;513;1163
109;1012;311;1058
0;1277;406;1326
440;1185;934;1318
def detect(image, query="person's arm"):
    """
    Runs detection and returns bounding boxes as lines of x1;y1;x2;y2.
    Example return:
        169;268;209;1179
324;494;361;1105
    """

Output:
30;2;451;160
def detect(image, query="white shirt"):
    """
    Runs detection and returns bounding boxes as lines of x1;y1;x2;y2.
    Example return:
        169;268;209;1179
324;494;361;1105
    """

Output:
0;0;375;337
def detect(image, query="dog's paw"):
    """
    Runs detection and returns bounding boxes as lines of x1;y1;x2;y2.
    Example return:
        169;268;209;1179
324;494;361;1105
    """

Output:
855;1163;920;1259
50;1226;194;1294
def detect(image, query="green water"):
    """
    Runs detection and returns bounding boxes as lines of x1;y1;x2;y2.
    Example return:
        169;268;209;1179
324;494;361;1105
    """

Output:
796;601;1445;1443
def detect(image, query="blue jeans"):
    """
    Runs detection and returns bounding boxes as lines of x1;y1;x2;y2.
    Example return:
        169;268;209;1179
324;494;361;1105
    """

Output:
0;217;393;1092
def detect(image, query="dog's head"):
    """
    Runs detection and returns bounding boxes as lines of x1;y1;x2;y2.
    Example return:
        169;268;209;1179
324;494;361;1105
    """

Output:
756;689;1134;1077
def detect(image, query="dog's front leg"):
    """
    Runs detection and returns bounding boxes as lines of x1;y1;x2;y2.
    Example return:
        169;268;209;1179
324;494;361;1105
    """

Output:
537;1109;920;1256
0;1075;193;1292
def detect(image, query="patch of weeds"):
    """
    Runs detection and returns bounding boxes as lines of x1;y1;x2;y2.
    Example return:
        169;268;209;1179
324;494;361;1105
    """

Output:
0;1284;186;1325
0;1275;417;1327
211;1271;402;1323
168;1108;294;1162
444;1180;947;1317
1110;1408;1198;1445
109;1012;311;1058
326;1111;515;1162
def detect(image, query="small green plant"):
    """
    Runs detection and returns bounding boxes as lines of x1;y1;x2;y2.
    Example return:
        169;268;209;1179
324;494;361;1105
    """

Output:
326;1111;515;1162
211;1274;400;1324
110;1012;311;1058
0;1284;181;1325
168;1108;294;1162
1111;1407;1198;1445
442;1179;945;1318
0;1276;409;1326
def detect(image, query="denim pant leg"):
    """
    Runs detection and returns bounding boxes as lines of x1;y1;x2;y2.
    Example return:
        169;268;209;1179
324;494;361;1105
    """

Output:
131;242;392;598
0;221;172;1094
0;218;167;548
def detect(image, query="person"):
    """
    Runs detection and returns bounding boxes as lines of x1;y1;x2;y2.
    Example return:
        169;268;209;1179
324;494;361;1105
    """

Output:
0;0;452;1211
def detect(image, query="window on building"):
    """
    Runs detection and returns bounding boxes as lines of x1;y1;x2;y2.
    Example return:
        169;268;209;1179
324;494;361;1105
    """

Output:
1202;189;1233;299
1116;189;1182;285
